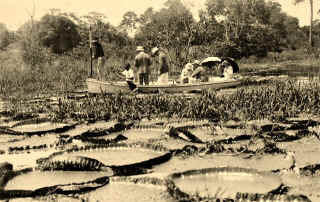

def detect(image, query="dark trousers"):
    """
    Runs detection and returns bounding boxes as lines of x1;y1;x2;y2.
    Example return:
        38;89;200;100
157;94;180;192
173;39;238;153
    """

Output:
126;80;137;90
138;73;149;85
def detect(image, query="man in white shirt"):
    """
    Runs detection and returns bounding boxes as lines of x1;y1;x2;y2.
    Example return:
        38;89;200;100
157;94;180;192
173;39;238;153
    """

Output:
122;63;134;81
121;63;136;90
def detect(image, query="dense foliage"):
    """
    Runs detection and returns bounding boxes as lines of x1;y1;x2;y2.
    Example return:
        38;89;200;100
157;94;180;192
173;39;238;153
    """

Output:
38;14;81;54
0;0;320;97
6;79;320;122
0;23;15;50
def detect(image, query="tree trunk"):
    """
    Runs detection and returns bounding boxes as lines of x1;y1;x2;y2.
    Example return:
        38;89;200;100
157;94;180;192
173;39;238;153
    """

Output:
309;0;313;46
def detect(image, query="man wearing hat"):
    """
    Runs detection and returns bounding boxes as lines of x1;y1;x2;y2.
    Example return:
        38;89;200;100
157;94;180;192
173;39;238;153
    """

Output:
134;46;152;85
91;37;105;80
151;47;169;84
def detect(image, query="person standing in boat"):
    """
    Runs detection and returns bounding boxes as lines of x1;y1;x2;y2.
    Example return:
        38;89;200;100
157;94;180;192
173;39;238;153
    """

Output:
151;47;170;84
221;60;234;79
134;46;152;85
91;37;105;80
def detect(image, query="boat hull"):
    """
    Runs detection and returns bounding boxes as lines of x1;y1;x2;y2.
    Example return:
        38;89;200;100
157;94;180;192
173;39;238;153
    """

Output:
86;78;242;94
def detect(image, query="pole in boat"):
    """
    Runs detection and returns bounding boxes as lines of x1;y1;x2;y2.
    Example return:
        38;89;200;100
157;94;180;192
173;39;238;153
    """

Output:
89;25;93;77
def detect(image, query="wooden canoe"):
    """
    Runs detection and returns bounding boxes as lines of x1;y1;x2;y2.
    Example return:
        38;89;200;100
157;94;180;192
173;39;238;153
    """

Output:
86;78;242;94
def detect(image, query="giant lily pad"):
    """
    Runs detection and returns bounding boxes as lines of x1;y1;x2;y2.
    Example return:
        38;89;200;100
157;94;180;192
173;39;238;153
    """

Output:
82;176;174;202
169;167;282;199
10;119;76;135
3;170;109;199
37;143;171;174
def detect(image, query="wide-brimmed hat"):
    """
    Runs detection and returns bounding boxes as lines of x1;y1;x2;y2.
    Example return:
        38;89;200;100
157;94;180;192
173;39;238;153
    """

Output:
136;46;144;51
151;47;159;55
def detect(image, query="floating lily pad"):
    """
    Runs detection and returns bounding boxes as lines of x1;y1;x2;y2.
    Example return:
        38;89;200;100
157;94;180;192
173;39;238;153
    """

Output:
82;176;175;202
169;167;282;199
11;121;76;135
36;155;114;173
10;118;51;128
5;170;109;191
38;143;171;173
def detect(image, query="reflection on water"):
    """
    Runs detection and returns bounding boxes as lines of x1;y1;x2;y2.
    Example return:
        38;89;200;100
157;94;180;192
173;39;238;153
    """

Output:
252;64;320;77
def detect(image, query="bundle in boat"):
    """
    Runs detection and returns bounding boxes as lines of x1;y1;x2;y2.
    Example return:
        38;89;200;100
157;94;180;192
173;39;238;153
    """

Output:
168;167;282;199
37;143;172;175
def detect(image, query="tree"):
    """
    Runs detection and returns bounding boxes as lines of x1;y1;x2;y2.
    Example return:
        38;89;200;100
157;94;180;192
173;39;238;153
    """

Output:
135;0;196;65
139;7;154;26
294;0;313;46
38;14;81;53
201;0;304;58
119;11;140;36
0;23;10;50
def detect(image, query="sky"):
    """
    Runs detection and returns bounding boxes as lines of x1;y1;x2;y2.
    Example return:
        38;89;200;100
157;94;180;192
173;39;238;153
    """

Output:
0;0;319;31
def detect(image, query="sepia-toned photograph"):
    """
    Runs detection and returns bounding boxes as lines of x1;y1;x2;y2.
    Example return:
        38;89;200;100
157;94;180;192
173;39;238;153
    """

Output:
0;0;319;201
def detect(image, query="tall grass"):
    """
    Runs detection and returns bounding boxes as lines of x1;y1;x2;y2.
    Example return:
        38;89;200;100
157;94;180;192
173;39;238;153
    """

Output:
0;47;89;98
1;42;320;99
34;79;319;122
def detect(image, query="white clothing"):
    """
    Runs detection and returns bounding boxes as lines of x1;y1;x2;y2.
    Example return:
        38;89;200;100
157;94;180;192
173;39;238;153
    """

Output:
122;69;134;81
157;72;169;84
223;66;233;79
180;63;194;83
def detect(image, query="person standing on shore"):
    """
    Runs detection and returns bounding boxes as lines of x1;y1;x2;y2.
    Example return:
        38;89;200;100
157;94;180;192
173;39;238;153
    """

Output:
151;47;170;84
134;46;152;85
91;37;105;80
